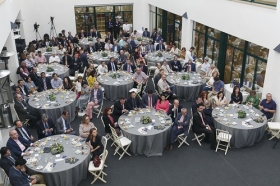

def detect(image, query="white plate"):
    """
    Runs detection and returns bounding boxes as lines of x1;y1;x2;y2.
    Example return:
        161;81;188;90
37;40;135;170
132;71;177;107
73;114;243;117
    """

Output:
46;137;51;141
72;141;77;145
75;150;81;154
36;165;43;170
35;103;40;106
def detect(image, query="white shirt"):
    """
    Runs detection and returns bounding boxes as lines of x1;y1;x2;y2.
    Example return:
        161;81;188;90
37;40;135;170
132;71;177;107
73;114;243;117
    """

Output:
154;68;160;77
201;62;210;73
140;46;146;53
25;59;35;68
185;50;194;61
207;77;214;87
49;55;60;63
104;43;113;51
123;24;131;32
158;79;170;92
161;65;172;75
75;82;82;92
170;48;179;55
97;65;108;75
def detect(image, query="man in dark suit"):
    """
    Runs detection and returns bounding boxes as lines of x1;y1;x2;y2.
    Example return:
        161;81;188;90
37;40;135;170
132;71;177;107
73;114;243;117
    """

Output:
142;90;158;108
18;79;29;97
183;60;196;72
146;40;155;53
14;120;34;142
113;97;130;120
171;56;182;72
127;92;142;110
85;82;103;119
37;114;55;139
38;72;52;91
193;103;216;150
111;41;121;53
88;28;95;38
13;86;27;102
118;50;126;65
95;38;104;51
156;40;165;51
61;51;72;67
192;96;203;115
78;29;87;39
155;33;163;43
14;94;38;128
28;67;40;86
107;57;118;72
56;111;76;135
6;129;37;158
151;29;157;42
0;147;17;175
79;49;89;69
154;69;164;88
69;53;82;76
168;99;183;122
72;34;79;44
114;18;121;39
169;108;191;150
92;28;101;38
130;37;137;50
87;43;96;54
138;60;148;75
106;31;114;44
68;31;74;41
142;28;150;37
123;59;136;73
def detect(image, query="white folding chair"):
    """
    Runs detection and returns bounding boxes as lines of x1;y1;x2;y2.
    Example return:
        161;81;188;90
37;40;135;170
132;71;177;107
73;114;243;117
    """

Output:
215;129;232;155
69;70;78;81
266;114;276;133
92;92;104;118
101;116;114;145
268;122;280;140
147;62;157;77
0;168;10;186
101;136;108;168
152;78;160;97
129;83;142;99
109;125;131;160
175;119;193;148
88;150;108;184
12;105;29;127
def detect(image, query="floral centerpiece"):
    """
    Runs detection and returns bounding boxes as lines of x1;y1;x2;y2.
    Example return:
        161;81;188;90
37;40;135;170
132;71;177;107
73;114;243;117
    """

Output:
88;37;93;41
46;47;52;52
253;116;264;123
156;52;163;57
46;67;54;72
137;37;142;41
49;93;56;101
237;110;246;118
101;52;108;57
181;74;190;80
50;143;64;155
110;73;123;79
140;116;152;124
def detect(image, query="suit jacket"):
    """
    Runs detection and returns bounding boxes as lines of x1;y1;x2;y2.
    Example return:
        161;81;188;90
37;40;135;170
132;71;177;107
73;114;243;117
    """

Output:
14;101;30;121
69;58;82;72
127;97;142;110
56;116;71;134
114;21;121;31
192;112;208;133
28;71;40;86
107;62;118;72
168;104;183;121
89;88;103;105
138;65;148;75
87;31;95;38
174;113;191;136
15;126;32;141
183;63;196;72
68;35;74;41
80;52;89;69
19;85;29;96
142;31;150;37
87;45;96;54
36;118;56;139
105;35;114;44
113;101;130;119
142;93;158;108
89;31;101;38
78;32;87;39
146;44;155;52
6;137;31;158
9;166;30;186
95;42;104;51
102;115;117;133
61;55;72;66
155;36;163;42
38;77;52;92
154;73;162;88
0;153;17;175
130;40;137;49
118;54;126;64
171;61;182;72
156;44;165;51
191;102;198;115
123;63;136;73
151;32;157;41
111;45;121;53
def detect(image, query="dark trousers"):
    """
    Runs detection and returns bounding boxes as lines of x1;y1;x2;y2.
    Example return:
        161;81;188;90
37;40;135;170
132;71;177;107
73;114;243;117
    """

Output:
170;125;184;144
25;113;38;127
194;127;216;148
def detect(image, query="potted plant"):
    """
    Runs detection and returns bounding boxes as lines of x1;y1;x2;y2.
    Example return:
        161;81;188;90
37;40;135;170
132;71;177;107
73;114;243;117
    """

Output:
110;73;122;79
88;37;93;41
137;37;142;41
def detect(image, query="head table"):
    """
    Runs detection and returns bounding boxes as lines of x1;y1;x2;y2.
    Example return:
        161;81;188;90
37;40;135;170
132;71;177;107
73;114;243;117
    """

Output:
118;108;172;157
97;71;134;101
88;51;120;65
24;134;91;186
28;89;77;122
37;63;69;79
212;104;267;148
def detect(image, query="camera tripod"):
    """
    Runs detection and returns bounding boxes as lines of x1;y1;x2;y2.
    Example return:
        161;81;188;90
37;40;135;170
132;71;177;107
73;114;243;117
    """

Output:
35;29;42;41
49;18;57;38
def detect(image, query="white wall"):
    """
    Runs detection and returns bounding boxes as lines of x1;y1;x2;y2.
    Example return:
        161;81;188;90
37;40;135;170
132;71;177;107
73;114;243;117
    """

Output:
21;0;149;43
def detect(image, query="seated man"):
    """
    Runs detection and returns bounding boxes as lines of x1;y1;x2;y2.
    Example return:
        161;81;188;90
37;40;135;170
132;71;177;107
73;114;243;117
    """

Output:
259;93;277;120
154;69;164;89
204;64;219;80
9;158;46;186
56;111;76;135
14;120;34;142
107;57;118;72
182;60;196;72
113;97;130;120
132;67;148;88
138;60;148;75
154;63;161;77
38;72;52;92
36;114;55;139
86;82;103;119
61;51;72;67
161;60;173;75
35;51;47;64
142;90;158;108
157;74;176;96
168;99;183;122
123;58;136;74
200;56;211;75
170;56;182;72
193;104;216;150
18;79;29;97
192;96;203;115
207;77;224;100
127;92;142;110
0;147;18;175
156;40;165;51
169;108;190;150
51;73;63;89
6;129;37;158
97;61;108;75
49;52;60;63
13;86;27;102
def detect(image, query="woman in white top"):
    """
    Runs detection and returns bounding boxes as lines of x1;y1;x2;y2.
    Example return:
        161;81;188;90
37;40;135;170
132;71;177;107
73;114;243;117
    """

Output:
203;71;218;92
75;76;83;99
170;44;180;55
214;91;227;107
104;39;113;51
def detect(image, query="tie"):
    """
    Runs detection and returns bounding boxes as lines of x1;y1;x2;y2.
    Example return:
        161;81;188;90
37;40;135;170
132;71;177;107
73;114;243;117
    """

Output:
149;45;151;51
200;113;206;125
43;79;47;90
8;156;15;164
122;104;124;110
19;128;30;141
127;65;130;73
64;119;68;130
174;108;177;118
165;66;169;73
44;123;51;136
65;57;68;66
160;45;162;50
133;99;136;108
149;97;152;107
112;63;115;71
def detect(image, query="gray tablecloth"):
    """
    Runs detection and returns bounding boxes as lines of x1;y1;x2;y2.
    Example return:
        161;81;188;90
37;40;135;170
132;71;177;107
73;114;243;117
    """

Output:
166;72;206;101
118;109;172;157
145;52;174;65
24;135;91;186
79;38;105;48
212;105;267;148
88;51;120;65
37;64;69;79
28;90;76;122
97;71;133;100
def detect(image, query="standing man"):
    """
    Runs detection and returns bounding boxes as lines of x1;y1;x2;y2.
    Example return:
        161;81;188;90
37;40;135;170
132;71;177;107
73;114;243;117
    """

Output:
114;18;121;39
61;51;72;67
142;28;150;37
185;46;195;62
122;20;131;33
79;49;89;70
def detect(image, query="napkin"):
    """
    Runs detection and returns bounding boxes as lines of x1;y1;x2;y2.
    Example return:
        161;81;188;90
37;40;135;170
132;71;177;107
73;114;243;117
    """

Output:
43;162;54;172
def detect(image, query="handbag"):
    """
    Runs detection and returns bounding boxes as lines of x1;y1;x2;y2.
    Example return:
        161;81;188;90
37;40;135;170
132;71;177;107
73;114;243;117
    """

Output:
93;155;101;167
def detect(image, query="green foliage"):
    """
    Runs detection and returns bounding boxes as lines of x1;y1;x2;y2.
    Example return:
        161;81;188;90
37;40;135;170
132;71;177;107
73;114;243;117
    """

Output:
46;47;52;52
181;74;190;80
49;93;56;101
140;116;152;124
50;143;64;155
46;67;54;72
101;52;108;57
237;110;246;118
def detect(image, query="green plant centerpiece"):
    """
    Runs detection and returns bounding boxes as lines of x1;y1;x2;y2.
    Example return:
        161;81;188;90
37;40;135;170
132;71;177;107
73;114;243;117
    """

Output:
137;37;142;41
110;73;123;79
50;143;64;155
88;37;93;41
156;52;163;57
49;93;56;101
253;116;264;123
101;52;108;57
46;47;52;52
181;74;190;80
237;110;246;118
140;116;152;124
46;67;54;72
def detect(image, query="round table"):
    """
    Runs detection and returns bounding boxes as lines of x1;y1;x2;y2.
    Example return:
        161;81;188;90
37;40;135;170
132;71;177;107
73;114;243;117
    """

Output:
28;90;77;122
118;109;172;157
24;134;91;186
212;105;267;148
166;72;206;101
79;38;105;49
128;37;150;45
97;71;133;100
37;63;69;79
88;51;120;65
145;52;174;65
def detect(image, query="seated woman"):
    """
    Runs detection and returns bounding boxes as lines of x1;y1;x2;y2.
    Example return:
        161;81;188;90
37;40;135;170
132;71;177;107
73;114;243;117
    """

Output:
179;47;186;60
155;94;170;113
86;128;104;159
230;86;243;104
214;91;228;107
245;90;259;108
24;76;37;94
79;114;95;139
76;81;90;112
166;41;173;52
170;44;179;55
62;76;74;91
87;70;96;88
203;71;218;92
102;107;121;135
